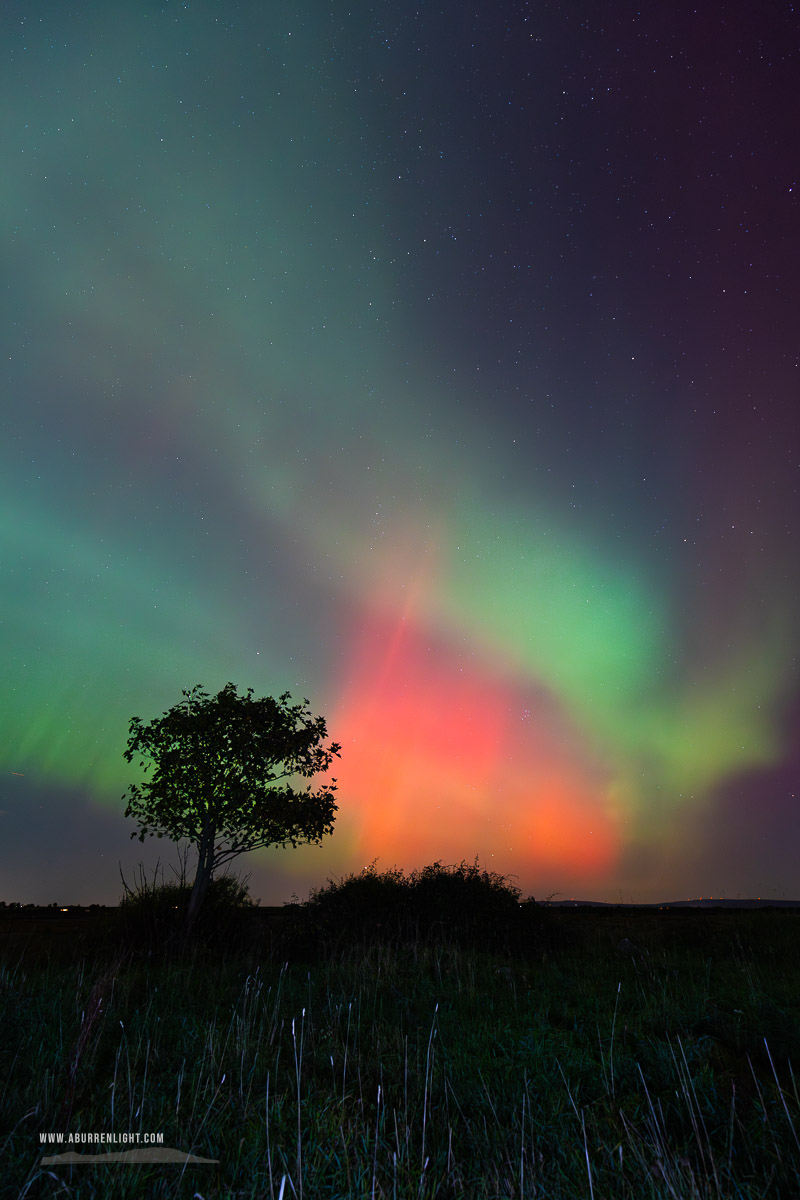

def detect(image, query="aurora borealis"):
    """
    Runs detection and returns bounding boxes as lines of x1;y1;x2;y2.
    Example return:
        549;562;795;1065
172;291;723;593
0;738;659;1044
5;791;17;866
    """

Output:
2;1;798;904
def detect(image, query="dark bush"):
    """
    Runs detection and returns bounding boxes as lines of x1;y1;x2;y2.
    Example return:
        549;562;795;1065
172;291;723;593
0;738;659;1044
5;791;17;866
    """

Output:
113;866;257;955
300;861;413;943
293;858;529;954
409;859;520;936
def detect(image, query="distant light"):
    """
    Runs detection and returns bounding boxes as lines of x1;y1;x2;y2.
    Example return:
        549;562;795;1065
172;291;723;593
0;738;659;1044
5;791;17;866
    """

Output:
60;908;69;912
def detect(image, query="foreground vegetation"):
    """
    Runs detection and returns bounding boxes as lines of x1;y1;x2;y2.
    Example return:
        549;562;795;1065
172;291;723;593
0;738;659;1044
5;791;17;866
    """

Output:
2;863;799;1198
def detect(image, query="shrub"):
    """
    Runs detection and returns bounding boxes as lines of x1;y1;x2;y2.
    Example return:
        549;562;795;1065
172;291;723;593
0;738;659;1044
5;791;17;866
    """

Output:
294;858;527;954
114;863;257;955
407;859;522;948
301;861;412;942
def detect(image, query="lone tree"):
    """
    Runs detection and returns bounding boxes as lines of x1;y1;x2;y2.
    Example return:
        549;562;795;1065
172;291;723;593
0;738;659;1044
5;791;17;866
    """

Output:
123;683;340;938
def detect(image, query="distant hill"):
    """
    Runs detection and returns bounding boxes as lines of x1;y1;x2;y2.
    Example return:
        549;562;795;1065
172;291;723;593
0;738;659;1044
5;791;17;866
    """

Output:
540;898;800;909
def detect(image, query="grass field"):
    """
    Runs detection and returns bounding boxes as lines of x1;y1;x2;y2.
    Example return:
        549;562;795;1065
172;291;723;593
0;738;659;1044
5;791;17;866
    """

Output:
2;870;799;1198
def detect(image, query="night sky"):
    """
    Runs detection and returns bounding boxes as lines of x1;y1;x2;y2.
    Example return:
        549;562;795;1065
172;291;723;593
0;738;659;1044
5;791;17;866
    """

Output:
3;1;798;906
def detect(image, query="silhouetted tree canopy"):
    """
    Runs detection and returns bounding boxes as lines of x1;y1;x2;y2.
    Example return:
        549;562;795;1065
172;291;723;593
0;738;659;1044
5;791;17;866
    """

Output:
122;683;340;937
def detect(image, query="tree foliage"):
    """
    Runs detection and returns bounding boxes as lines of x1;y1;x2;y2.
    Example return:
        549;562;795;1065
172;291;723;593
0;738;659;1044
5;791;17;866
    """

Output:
122;683;340;936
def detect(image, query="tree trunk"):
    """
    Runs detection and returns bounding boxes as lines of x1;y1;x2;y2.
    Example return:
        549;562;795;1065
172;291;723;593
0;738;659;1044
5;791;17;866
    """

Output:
181;823;215;943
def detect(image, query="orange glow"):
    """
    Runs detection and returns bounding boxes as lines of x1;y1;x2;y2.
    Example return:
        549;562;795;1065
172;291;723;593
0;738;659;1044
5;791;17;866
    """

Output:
332;595;620;878
509;777;617;872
